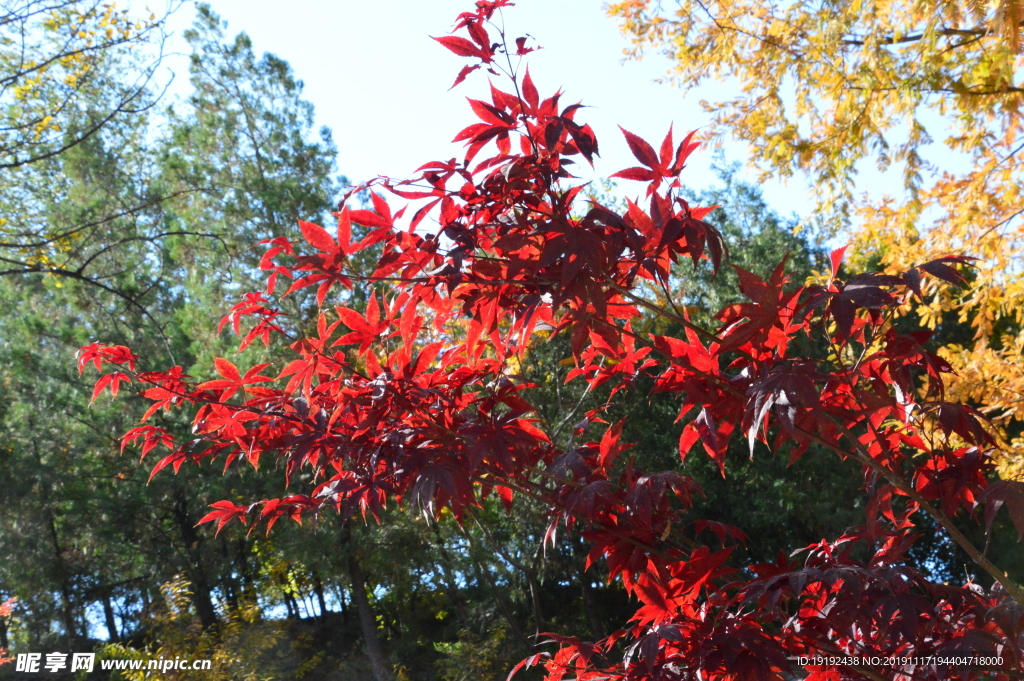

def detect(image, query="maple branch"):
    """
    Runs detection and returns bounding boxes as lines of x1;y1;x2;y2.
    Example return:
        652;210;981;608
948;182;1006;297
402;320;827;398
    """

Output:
689;0;804;59
802;302;1024;602
656;274;688;321
606;281;725;347
597;318;749;402
493;9;538;157
798;418;1024;606
687;0;855;85
550;382;593;443
968;204;1024;247
843;83;1024;96
74;230;228;274
473;471;683;560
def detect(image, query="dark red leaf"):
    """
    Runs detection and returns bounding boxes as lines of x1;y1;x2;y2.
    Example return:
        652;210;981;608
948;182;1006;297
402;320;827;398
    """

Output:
916;255;975;287
610;167;656;182
618;126;659;169
981;481;1024;539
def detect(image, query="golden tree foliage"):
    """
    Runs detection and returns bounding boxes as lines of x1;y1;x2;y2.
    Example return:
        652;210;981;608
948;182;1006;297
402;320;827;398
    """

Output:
0;1;166;272
608;0;1024;478
1;1;159;167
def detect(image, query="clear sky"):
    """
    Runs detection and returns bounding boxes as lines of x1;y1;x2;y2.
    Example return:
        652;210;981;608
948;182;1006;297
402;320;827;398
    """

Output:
139;0;819;218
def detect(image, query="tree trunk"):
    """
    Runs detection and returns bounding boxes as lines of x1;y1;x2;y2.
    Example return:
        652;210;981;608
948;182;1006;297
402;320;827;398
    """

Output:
236;538;253;600
337;584;349;624
312;572;329;618
46;513;77;645
278;575;297;619
527;572;545;636
580;575;604;641
343;529;393;681
172;491;219;629
219;536;239;612
223;578;238;613
102;591;119;641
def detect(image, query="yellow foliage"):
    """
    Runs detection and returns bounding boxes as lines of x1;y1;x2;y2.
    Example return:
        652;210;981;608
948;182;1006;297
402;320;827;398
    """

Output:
1;2;159;273
608;0;1024;477
2;2;155;153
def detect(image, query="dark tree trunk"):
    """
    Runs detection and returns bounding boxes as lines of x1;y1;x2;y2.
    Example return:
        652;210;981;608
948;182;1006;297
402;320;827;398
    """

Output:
46;514;77;645
0;613;8;650
59;582;76;644
219;536;239;611
338;584;349;624
102;592;119;641
236;538;253;600
172;491;219;629
527;572;545;635
342;528;393;681
312;572;329;618
223;579;238;612
581;575;604;641
279;575;298;619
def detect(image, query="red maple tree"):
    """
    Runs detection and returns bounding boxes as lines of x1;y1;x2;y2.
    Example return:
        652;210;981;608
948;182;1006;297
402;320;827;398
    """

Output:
80;2;1024;678
0;598;14;666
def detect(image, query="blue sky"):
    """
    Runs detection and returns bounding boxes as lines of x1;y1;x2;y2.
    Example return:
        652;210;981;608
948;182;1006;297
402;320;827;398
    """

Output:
139;0;820;218
123;0;970;248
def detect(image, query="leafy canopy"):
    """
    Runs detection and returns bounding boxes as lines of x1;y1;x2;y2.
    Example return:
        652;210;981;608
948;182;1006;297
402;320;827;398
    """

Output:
607;0;1024;478
81;2;1024;679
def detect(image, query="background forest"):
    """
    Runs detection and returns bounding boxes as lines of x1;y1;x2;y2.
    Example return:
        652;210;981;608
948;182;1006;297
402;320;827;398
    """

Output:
1;1;1022;680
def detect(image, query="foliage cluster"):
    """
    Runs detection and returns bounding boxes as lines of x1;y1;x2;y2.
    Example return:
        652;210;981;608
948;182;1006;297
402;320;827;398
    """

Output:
3;2;1024;681
608;0;1024;478
76;2;1024;680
